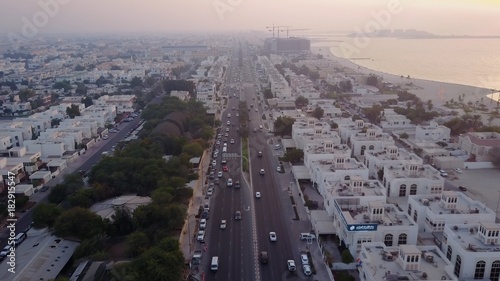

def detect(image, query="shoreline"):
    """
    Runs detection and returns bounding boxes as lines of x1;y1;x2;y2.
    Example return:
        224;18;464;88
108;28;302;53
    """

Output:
310;46;499;108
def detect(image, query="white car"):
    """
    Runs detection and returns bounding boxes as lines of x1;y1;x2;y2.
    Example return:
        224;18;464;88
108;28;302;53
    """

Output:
103;135;109;140
276;166;281;172
269;232;277;242
197;231;205;242
227;178;233;187
255;192;261;198
300;254;309;265
217;172;223;178
236;113;239;117
199;219;207;230
226;128;229;132
230;139;235;144
260;169;265;175
220;220;227;229
227;121;230;125
303;264;312;276
207;188;213;196
454;168;463;174
287;260;296;271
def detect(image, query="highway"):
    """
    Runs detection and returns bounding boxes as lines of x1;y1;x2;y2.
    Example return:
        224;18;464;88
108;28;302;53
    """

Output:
205;42;304;281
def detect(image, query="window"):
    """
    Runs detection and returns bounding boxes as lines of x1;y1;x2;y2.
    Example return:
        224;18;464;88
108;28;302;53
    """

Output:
344;175;350;180
384;234;393;246
361;145;366;155
407;204;412;216
368;145;374;150
446;246;453;261
410;184;417;195
454;255;461;277
491;260;500;281
413;210;418;222
474;260;485;279
398;234;407;245
399;184;406;197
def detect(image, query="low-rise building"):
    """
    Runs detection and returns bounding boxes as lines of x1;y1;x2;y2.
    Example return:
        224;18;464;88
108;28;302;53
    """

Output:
358;242;457;281
383;162;444;198
416;121;451;142
458;132;500;162
364;145;422;179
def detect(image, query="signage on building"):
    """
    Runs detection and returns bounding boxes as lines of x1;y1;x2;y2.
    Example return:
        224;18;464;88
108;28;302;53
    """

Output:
347;223;378;232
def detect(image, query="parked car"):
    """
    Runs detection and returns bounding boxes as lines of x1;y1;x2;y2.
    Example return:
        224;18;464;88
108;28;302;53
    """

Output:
303;264;312;276
260;251;269;264
255;192;261;198
199;219;207;230
459;186;467;191
454;168;463;174
287;260;296;271
40;186;49;192
300;254;309;265
269;232;277;242
260;169;265;175
197;231;205;242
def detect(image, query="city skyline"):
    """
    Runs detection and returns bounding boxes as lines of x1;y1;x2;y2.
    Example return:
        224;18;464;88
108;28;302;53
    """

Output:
0;0;500;37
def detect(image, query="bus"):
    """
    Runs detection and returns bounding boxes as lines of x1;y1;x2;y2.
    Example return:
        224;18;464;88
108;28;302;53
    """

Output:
15;232;27;246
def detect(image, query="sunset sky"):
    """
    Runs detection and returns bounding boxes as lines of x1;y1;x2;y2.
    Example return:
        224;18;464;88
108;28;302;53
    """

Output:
1;0;499;36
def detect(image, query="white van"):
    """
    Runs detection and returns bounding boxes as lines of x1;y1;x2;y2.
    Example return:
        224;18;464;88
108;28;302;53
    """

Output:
211;256;219;271
222;146;227;153
15;232;27;246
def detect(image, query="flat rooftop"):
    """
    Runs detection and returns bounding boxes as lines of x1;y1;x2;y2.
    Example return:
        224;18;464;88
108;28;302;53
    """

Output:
90;195;152;220
0;228;79;281
412;192;493;216
385;164;441;180
447;223;500;253
360;242;456;281
325;179;386;197
310;157;364;172
305;144;350;156
339;202;414;227
365;148;421;162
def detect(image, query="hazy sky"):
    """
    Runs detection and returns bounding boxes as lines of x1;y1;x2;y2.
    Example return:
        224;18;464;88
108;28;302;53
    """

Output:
1;0;499;36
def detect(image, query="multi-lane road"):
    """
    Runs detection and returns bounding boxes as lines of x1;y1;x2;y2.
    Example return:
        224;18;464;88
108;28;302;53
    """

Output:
204;43;307;281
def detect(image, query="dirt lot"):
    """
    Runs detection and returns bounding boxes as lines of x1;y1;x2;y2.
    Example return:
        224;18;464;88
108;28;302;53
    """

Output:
451;168;500;220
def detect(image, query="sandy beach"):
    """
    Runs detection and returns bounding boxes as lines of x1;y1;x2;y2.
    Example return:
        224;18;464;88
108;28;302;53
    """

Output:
310;46;499;109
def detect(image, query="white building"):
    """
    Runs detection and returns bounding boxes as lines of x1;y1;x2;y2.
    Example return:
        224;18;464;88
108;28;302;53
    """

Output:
364;145;422;179
441;222;500;280
95;95;136;113
349;127;394;158
333;199;418;256
416;121;451;142
196;82;217;111
380;109;413;130
383;163;444;198
458;132;500;162
358;242;457;281
407;192;496;233
292;118;341;150
170;90;191;101
0;121;34;147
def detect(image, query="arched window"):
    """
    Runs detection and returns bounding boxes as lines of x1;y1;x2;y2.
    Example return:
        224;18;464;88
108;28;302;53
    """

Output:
413;210;418;222
361;145;366;155
446;246;452;260
474;260;485;279
344;175;350;180
398;233;407;245
368;145;374;150
407;204;412;216
490;260;500;281
399;184;406;197
454;255;462;277
410;184;417;195
384;234;393;246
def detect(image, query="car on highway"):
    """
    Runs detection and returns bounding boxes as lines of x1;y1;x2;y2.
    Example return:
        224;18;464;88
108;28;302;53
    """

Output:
217;171;223;178
227;178;233;187
454;168;463;174
234;211;241;220
260;251;269;264
276;166;282;172
258;151;263;157
227;121;230;125
212;160;216;166
199;219;207;230
221;159;227;164
260;169;265;175
222;165;228;172
207;188;213;196
234;180;240;189
303;264;312;276
220;220;227;229
197;230;205;242
269;232;277;242
459;186;467;191
287;260;296;272
300;254;309;265
226;127;229;132
230;139;235;144
255;192;261;198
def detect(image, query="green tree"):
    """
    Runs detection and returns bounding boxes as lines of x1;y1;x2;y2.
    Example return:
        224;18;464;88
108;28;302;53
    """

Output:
48;184;67;204
426;99;433;110
73;235;105;259
273;116;296;137
15;195;29;210
263;88;273;99
127;231;149;257
81;96;93;107
366;75;378;86
66;104;81;118
18;89;36;102
108;208;135;237
74;64;85;71
341;249;354;264
295;96;309;108
312;107;324;120
399;132;409;139
53;207;106;240
32;203;62;229
282;148;304;164
130;77;143;88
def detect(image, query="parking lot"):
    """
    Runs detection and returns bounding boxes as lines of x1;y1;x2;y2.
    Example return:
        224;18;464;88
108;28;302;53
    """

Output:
451;168;500;220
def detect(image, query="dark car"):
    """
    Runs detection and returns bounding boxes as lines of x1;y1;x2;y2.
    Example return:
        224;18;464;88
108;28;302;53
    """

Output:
458;186;467;191
234;181;240;189
40;186;50;192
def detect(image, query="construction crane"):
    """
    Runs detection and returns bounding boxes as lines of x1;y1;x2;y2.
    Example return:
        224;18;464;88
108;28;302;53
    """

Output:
266;25;291;38
280;27;310;38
